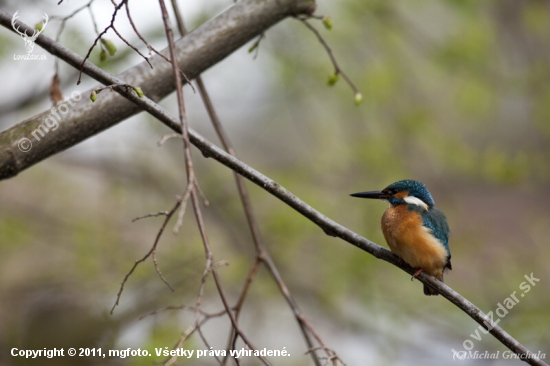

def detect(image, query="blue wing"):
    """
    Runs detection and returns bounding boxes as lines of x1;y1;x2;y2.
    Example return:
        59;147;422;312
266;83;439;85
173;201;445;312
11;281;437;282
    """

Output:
421;208;451;267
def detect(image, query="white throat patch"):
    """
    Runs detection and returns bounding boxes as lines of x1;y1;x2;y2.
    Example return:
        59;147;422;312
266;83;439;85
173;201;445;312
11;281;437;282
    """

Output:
403;196;429;210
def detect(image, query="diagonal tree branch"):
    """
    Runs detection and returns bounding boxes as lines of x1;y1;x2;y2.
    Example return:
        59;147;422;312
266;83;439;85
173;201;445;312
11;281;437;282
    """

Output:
0;6;546;366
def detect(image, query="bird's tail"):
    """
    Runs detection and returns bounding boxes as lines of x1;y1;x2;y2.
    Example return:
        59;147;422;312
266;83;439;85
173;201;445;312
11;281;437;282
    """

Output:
423;272;445;296
424;284;439;296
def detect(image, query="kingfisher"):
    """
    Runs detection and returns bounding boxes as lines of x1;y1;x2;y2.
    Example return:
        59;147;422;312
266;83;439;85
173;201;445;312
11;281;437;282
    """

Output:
350;180;451;295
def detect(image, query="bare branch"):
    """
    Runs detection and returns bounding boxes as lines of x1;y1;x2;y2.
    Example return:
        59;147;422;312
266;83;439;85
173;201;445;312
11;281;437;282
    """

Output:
172;183;193;234
162;307;231;366
52;0;96;76
77;0;127;84
298;17;361;99
111;23;152;68
132;210;170;222
123;1;196;92
159;0;267;363
167;4;330;364
110;199;180;314
140;304;228;320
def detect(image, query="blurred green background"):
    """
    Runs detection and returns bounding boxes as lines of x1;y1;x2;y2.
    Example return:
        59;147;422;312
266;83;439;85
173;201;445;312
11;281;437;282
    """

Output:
0;0;549;365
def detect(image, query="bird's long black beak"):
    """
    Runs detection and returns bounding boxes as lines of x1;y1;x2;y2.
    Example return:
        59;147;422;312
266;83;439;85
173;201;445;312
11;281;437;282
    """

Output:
350;190;390;200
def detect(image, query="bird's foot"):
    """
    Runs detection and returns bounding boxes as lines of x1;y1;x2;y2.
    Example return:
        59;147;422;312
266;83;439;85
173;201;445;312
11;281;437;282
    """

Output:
397;257;403;265
411;268;424;281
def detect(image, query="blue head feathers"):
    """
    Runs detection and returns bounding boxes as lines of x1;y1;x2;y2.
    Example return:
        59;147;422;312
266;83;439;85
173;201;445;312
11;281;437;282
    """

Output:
384;179;435;208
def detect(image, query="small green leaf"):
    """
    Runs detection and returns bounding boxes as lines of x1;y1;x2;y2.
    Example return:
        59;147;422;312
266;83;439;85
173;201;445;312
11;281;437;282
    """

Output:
327;72;339;86
248;43;258;53
354;92;363;106
100;49;107;62
322;17;333;30
134;86;144;98
35;22;43;32
100;38;117;56
90;91;97;102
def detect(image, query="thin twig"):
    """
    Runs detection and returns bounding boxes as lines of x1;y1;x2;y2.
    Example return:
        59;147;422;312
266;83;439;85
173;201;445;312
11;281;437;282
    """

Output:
52;0;96;75
261;254;328;365
165;323;197;366
132;210;170;222
77;0;126;84
141;304;228;320
225;257;261;360
52;2;96;41
300;316;343;365
172;183;193;234
298;17;360;97
111;23;152;68
124;0;154;56
197;325;224;365
152;250;172;292
124;0;196;93
165;313;223;366
157;133;182;146
110;199;180;314
306;347;346;366
248;32;264;59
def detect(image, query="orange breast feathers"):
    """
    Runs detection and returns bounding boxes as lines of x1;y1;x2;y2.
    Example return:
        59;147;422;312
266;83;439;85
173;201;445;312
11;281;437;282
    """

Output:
381;205;448;280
